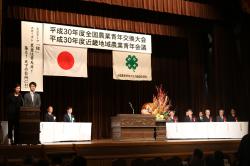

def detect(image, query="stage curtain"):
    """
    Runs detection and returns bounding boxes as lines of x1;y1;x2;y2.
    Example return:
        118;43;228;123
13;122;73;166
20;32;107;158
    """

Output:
8;6;186;37
83;0;221;20
186;29;207;117
209;25;250;118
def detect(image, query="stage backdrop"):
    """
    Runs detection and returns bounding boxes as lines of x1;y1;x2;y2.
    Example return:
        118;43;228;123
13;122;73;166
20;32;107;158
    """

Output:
2;23;249;139
1;1;250;138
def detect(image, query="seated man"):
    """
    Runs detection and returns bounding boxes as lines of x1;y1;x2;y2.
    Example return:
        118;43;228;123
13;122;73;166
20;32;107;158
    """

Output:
197;111;204;122
166;110;178;122
227;108;238;122
184;109;196;122
216;109;227;122
203;109;213;122
44;106;56;122
64;106;75;122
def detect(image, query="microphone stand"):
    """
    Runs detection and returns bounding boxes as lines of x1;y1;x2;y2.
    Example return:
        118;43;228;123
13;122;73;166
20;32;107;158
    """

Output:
129;102;135;114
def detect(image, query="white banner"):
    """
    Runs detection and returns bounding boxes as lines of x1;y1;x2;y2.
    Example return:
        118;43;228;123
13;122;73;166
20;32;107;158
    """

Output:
21;21;152;84
44;45;88;77
21;21;43;92
43;23;151;54
113;51;152;81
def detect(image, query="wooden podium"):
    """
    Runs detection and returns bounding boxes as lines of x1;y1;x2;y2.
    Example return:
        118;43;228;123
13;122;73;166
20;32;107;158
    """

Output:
111;114;166;141
18;107;40;144
155;120;167;141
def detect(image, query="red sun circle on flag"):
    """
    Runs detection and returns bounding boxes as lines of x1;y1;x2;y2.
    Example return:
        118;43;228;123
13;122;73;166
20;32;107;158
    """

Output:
57;51;75;70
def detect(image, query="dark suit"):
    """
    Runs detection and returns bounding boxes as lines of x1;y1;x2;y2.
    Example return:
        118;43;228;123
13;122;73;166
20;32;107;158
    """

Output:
24;92;41;108
7;93;23;120
204;116;213;122
227;115;238;122
44;113;55;122
64;114;75;122
184;116;196;122
216;116;226;122
166;116;178;123
7;93;23;142
197;116;205;122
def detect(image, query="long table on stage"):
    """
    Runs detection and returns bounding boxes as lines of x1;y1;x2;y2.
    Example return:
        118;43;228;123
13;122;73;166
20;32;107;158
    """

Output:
1;121;92;144
40;122;92;143
1;121;248;166
1;121;248;144
166;122;248;139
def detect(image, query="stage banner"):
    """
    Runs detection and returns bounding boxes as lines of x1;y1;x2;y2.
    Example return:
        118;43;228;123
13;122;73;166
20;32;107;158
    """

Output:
113;51;152;81
43;45;88;77
21;21;43;92
43;23;152;54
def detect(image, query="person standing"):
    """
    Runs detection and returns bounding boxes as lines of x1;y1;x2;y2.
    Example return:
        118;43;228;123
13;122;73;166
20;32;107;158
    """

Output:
7;83;23;144
64;107;75;122
23;82;41;108
44;106;56;122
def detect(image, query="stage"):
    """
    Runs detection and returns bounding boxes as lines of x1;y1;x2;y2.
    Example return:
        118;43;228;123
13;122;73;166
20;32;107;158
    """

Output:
0;139;241;165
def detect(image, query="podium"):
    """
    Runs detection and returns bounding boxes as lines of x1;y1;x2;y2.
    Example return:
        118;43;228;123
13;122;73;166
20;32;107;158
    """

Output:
18;107;40;144
111;114;156;141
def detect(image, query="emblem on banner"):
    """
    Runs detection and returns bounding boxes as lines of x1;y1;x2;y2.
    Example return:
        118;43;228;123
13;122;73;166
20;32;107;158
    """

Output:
125;55;138;72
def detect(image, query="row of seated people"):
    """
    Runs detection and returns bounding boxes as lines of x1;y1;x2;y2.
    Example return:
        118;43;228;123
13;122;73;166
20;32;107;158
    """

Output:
44;105;239;123
44;106;75;122
166;108;238;123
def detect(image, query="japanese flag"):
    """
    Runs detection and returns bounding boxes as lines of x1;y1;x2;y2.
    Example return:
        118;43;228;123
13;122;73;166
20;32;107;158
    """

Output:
43;45;87;77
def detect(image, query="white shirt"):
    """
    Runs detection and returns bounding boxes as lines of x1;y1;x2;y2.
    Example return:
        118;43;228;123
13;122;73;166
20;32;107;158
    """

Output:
30;92;34;102
68;113;72;121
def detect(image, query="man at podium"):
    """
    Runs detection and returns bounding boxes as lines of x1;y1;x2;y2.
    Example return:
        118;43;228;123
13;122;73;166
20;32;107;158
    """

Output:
18;82;41;144
23;82;41;108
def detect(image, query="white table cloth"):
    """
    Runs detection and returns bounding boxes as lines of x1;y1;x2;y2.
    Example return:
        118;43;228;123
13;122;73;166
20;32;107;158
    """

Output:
40;122;92;143
166;122;248;139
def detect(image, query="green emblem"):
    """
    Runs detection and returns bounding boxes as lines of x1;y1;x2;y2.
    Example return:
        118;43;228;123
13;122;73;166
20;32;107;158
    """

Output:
125;55;138;72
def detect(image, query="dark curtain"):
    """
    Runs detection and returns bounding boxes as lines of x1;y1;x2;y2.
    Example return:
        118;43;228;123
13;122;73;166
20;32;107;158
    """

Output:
84;0;221;20
7;6;186;37
208;25;250;119
187;29;207;116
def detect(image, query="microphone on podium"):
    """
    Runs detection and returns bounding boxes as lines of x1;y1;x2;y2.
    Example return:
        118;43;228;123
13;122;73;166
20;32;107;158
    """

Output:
129;102;135;114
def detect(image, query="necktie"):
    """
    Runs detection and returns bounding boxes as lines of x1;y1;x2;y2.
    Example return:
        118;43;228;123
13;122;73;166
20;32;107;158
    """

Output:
31;93;34;106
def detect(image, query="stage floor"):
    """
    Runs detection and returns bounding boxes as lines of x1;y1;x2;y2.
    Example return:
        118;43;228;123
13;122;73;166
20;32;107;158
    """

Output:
0;138;242;166
0;138;241;160
42;138;242;144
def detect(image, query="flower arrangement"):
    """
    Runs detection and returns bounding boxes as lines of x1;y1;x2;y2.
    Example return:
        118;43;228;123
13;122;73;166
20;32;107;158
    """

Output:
141;85;172;120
